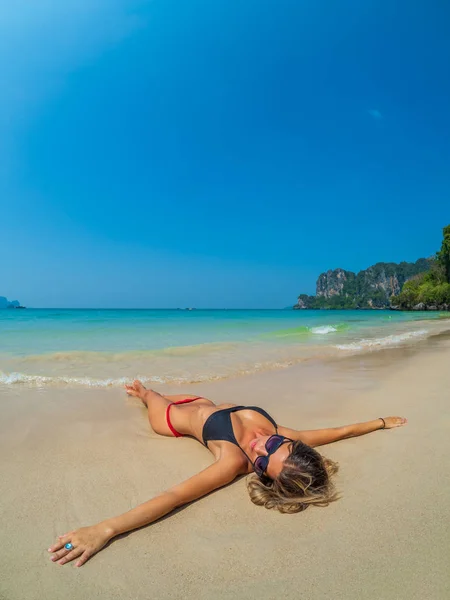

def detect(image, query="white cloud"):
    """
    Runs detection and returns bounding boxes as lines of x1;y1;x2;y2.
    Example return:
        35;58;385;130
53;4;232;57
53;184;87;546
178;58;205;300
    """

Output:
367;108;383;120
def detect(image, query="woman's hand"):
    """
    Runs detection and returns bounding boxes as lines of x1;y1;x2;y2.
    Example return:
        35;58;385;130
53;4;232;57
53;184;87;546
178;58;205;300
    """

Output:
48;523;114;567
380;416;408;429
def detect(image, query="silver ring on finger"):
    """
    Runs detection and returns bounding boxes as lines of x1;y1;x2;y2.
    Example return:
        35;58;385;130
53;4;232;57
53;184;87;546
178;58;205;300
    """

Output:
64;542;74;550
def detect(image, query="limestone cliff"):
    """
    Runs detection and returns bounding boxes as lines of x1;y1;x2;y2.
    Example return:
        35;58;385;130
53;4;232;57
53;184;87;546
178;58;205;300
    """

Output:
316;269;353;298
294;259;432;309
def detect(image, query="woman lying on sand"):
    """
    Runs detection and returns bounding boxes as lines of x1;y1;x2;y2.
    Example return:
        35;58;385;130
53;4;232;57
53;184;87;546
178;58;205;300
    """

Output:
48;380;407;567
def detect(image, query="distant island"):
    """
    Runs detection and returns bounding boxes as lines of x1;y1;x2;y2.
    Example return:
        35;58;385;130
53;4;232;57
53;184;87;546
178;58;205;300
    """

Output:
0;296;25;309
294;224;450;311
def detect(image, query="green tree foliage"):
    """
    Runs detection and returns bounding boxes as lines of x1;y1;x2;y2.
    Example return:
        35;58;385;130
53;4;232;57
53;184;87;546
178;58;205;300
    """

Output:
437;224;450;283
395;225;450;309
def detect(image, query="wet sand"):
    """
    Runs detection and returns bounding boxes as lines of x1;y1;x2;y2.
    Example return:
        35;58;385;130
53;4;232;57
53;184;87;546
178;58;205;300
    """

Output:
1;335;449;600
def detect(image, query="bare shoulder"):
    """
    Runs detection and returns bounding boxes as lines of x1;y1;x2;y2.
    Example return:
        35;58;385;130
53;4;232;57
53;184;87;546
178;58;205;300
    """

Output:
207;440;250;473
277;424;323;447
277;425;301;439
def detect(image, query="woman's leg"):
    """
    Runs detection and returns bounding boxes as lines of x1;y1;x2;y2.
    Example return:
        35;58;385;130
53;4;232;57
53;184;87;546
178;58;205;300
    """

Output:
125;380;176;436
124;381;214;436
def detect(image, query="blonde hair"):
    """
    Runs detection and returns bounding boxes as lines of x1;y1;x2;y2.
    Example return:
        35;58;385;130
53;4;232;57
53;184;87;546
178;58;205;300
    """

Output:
247;440;340;514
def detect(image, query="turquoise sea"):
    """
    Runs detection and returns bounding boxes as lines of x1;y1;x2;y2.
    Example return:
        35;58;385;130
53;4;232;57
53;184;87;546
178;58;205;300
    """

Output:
0;309;449;387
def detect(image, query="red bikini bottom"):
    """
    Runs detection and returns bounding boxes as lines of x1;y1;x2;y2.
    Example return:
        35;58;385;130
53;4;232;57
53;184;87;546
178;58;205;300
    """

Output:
165;397;203;437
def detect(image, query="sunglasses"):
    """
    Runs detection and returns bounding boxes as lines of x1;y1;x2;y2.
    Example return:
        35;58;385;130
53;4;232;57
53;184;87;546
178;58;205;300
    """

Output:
253;434;293;479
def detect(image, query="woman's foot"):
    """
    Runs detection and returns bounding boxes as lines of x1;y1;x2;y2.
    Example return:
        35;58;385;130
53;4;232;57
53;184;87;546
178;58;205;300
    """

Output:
125;380;149;406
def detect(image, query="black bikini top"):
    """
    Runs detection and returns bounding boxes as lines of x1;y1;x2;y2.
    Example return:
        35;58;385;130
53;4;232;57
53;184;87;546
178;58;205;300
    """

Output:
202;406;278;462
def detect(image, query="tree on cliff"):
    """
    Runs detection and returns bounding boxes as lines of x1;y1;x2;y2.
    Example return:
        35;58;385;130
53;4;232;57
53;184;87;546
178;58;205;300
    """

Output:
437;224;450;283
394;224;450;309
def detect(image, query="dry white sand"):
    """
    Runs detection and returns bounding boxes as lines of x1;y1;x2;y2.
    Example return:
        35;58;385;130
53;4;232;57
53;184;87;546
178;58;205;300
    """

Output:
1;335;449;600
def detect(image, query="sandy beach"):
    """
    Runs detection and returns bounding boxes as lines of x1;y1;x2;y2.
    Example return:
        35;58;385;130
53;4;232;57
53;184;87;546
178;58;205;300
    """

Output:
3;0;450;597
1;334;450;600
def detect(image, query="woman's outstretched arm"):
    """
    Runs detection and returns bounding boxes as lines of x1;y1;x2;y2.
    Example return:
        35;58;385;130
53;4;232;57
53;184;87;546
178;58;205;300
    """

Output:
278;416;407;448
48;459;239;567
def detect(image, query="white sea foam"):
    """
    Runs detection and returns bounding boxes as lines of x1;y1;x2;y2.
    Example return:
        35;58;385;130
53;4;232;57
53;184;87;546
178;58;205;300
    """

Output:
335;329;429;352
0;370;239;388
310;326;337;334
0;372;164;388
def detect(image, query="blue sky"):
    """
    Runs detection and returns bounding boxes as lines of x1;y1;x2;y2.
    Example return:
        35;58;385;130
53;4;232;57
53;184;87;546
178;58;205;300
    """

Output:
1;0;449;308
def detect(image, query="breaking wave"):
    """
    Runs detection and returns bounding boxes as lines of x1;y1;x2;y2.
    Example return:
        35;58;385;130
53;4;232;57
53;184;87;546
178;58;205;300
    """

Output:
0;362;301;388
269;323;349;338
0;372;197;387
334;329;429;351
310;325;338;334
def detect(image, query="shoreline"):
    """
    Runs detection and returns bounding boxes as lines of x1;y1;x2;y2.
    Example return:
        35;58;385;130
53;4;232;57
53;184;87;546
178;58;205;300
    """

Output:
1;315;450;390
1;333;450;599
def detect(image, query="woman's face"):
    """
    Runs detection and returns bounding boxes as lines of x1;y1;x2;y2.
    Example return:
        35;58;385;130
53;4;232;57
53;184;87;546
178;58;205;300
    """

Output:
249;435;292;480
